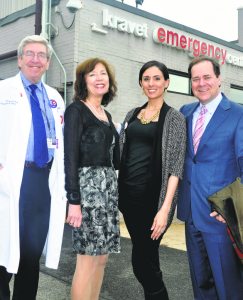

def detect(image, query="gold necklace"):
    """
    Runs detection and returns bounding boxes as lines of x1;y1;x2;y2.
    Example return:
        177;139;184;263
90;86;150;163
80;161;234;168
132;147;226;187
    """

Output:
139;109;160;125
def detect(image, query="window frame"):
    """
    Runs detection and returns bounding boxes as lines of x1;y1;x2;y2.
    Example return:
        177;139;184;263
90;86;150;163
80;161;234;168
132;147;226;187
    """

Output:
230;84;243;105
167;69;191;96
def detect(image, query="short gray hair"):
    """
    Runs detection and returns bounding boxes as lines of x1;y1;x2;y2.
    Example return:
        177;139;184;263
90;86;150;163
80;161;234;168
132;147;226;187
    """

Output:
17;35;53;59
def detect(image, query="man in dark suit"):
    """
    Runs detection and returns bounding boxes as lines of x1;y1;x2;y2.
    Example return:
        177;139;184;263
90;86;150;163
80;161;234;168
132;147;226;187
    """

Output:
177;56;243;299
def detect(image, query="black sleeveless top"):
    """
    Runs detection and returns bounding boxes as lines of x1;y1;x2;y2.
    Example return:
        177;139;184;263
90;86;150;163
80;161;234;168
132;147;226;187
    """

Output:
123;118;157;186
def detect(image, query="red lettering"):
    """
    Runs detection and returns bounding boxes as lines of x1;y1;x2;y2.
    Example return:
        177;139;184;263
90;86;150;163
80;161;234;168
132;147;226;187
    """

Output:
153;27;227;65
157;28;166;43
208;44;215;58
180;35;187;49
188;37;193;52
215;47;221;59
193;40;200;57
201;42;207;55
167;31;179;47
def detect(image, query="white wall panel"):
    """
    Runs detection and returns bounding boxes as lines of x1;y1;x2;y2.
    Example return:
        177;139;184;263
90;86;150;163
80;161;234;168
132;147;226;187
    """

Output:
0;0;35;18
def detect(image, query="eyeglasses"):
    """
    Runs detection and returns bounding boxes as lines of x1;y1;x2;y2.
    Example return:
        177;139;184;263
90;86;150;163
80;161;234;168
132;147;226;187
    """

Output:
23;50;48;60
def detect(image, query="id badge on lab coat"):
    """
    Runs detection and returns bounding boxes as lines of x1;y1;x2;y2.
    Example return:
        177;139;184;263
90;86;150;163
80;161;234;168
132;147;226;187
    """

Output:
47;138;58;149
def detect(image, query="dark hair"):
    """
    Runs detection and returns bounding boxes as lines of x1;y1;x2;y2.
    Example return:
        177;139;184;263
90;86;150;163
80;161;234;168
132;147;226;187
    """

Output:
139;60;169;86
188;56;220;78
73;58;117;106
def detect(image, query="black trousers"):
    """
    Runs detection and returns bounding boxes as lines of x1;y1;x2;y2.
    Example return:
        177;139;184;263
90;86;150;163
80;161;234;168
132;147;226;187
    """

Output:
121;201;169;300
0;166;51;300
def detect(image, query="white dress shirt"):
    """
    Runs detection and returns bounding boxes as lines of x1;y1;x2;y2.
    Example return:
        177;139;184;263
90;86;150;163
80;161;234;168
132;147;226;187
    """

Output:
192;93;223;135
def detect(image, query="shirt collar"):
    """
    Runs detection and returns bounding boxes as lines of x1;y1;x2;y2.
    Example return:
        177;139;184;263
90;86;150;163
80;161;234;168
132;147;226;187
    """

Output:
19;71;42;91
199;93;222;114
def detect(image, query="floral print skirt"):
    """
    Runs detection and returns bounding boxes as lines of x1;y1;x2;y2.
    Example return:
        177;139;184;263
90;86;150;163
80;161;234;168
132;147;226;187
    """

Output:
73;166;120;255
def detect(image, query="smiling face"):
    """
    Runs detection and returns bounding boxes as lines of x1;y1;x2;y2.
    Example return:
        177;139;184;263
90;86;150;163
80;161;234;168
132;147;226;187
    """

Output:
85;63;109;99
191;60;221;104
140;66;169;101
18;42;50;83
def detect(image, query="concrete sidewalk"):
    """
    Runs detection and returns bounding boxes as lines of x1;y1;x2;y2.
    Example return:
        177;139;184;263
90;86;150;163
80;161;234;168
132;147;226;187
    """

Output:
12;220;193;300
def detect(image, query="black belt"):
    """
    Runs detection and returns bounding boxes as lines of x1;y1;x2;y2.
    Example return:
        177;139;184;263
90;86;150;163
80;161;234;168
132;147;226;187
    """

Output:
24;159;53;169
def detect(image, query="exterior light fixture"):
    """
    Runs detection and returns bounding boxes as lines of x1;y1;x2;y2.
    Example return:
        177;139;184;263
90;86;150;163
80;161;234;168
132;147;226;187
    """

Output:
66;0;83;13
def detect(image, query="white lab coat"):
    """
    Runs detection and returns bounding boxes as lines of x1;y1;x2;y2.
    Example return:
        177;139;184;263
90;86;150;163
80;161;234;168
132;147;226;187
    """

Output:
0;73;66;273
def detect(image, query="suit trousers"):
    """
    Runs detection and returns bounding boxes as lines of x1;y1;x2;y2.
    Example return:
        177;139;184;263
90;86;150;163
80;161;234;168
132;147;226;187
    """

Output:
121;201;169;300
185;217;243;300
0;165;51;300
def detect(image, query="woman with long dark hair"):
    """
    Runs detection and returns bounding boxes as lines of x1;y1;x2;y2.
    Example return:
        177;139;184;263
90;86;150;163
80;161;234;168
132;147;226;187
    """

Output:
119;60;186;299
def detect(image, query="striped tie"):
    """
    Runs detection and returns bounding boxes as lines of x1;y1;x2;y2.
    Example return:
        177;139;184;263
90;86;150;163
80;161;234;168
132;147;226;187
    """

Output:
193;105;207;154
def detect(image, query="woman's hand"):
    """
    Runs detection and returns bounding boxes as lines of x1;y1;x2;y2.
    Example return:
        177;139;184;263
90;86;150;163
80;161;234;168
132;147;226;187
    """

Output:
150;207;169;240
150;175;179;240
66;204;82;228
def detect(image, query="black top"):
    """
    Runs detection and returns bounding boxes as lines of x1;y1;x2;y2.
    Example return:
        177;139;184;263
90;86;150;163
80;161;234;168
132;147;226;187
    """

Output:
64;101;120;204
119;102;171;209
123;118;157;185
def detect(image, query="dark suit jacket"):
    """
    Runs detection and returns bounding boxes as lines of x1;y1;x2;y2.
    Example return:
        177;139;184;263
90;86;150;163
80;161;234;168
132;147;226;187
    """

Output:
177;93;243;234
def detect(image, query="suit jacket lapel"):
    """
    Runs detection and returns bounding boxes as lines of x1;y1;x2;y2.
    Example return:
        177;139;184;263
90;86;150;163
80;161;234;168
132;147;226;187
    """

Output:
197;96;231;154
185;103;198;156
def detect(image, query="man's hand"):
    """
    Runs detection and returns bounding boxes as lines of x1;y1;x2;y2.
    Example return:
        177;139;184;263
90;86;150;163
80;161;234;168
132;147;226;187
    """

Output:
210;211;226;223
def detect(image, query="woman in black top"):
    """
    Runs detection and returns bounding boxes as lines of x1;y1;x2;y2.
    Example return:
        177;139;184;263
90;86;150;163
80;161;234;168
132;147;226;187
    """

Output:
119;61;186;299
64;58;120;300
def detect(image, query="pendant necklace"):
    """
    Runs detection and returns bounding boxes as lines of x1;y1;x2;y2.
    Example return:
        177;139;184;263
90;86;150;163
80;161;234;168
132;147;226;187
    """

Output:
85;100;107;121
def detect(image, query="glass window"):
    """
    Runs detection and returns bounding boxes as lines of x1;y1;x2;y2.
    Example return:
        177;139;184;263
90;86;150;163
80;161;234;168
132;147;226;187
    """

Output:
168;70;190;95
230;85;243;105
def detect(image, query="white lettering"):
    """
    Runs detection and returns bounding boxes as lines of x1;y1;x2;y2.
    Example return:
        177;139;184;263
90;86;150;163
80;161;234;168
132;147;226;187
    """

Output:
102;9;148;38
102;9;115;28
226;54;243;67
117;19;127;32
134;24;148;37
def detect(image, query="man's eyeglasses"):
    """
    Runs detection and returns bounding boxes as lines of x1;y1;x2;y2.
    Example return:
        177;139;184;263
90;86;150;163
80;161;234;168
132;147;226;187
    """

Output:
23;50;48;60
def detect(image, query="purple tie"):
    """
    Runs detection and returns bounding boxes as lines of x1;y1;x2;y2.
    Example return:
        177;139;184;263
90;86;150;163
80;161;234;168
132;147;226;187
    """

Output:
193;105;207;154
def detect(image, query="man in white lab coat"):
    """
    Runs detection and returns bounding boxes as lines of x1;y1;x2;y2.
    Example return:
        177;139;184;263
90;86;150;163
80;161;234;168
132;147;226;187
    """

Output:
0;35;66;299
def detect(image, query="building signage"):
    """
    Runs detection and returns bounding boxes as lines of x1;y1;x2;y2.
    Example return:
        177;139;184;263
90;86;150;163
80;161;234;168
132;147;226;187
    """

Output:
226;54;243;66
100;10;243;67
153;27;227;64
153;27;243;67
102;9;148;38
